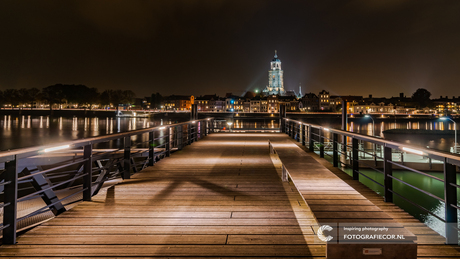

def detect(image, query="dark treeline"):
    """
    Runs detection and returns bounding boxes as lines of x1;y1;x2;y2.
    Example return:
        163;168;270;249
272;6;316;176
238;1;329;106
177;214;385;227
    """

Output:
0;84;135;112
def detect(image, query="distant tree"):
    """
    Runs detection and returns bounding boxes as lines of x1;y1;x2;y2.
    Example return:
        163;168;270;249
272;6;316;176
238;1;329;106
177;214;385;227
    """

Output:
150;92;163;109
0;90;4;108
28;88;41;109
42;84;66;110
99;89;135;112
3;89;20;108
411;88;432;108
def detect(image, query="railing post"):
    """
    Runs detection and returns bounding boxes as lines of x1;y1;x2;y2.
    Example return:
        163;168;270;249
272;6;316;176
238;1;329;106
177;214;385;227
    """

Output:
352;138;359;180
166;126;171;157
384;146;393;202
444;159;458;245
333;133;338;167
83;144;92;201
301;124;306;146
194;122;198;141
3;156;18;244
308;126;314;151
188;123;192;144
123;136;131;179
149;131;155;166
177;125;183;150
319;128;324;158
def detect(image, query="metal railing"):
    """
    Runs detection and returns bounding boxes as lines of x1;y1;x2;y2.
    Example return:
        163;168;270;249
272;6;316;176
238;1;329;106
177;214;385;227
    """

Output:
283;118;460;245
0;118;214;244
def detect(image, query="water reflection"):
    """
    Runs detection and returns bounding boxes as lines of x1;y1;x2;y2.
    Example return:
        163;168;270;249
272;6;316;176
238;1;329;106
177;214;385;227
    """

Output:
0;115;165;150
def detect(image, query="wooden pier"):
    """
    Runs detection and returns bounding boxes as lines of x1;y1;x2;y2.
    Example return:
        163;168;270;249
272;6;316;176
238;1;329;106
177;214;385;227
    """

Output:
1;133;459;258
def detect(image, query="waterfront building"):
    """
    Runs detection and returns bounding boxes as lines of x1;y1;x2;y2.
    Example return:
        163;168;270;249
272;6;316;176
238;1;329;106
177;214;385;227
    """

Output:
267;95;279;113
318;90;330;110
262;51;285;96
162;95;194;111
300;93;320;111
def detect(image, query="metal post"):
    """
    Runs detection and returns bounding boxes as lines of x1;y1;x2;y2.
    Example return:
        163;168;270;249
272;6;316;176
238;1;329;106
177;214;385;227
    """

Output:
279;104;286;133
188;123;192;144
83;144;92;201
166;126;171;157
123;136;131;179
149;131;155;166
384;146;393;202
302;125;306;146
308;126;314;151
352;138;359;180
333;133;338;167
3;157;18;244
319;128;324;158
444;159;458;244
342;100;348;156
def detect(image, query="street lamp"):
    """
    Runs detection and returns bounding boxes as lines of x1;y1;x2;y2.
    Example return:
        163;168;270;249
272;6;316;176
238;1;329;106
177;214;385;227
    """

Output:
441;117;457;153
364;115;375;136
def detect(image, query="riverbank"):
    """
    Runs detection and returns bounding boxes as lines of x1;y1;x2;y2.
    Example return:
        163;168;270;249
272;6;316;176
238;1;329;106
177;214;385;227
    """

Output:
383;129;457;135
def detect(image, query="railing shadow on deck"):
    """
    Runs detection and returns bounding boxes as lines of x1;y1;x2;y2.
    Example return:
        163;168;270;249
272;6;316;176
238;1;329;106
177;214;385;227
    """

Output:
0;118;215;244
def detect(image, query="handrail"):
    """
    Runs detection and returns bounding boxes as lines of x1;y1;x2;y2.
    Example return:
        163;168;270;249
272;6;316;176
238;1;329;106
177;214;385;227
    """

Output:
282;116;460;245
0;119;213;162
284;118;460;166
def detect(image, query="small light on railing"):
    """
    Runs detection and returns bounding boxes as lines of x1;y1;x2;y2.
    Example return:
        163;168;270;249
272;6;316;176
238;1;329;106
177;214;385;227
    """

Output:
286;119;289;121
207;118;210;120
192;121;196;123
401;147;424;156
159;127;166;130
43;145;70;153
298;122;301;125
323;128;330;131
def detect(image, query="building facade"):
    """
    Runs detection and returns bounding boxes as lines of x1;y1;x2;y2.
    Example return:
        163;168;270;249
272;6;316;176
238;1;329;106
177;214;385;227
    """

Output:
263;51;285;96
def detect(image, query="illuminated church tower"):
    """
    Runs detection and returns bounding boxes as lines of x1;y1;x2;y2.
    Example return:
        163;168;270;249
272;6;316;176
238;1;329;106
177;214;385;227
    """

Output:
263;50;285;95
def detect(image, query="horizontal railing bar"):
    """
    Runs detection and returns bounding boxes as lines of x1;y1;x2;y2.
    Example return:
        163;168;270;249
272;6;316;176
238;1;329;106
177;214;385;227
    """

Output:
18;159;87;181
0;224;10;231
355;170;384;187
388;161;444;182
17;188;87;223
357;160;384;174
389;189;445;222
0;202;11;209
387;175;444;202
450;182;460;189
450;203;460;211
285;118;460;165
0;180;11;186
0;119;211;162
18;173;88;202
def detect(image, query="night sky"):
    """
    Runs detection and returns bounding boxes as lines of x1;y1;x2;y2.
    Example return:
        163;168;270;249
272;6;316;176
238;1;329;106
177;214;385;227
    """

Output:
1;0;460;98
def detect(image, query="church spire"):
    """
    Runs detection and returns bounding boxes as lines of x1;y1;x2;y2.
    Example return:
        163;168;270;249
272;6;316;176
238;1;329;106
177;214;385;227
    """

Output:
274;50;278;58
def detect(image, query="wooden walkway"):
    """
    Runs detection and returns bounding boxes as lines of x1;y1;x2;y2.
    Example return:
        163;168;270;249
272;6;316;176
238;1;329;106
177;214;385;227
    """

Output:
1;133;459;258
1;133;325;258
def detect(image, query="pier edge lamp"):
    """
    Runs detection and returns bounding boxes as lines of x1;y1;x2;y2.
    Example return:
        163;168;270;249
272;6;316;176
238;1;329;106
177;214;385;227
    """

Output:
440;117;457;153
227;121;233;132
401;147;425;156
364;115;375;137
43;144;70;153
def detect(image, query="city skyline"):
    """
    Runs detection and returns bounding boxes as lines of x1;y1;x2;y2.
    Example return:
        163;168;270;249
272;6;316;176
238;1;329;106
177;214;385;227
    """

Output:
1;1;460;98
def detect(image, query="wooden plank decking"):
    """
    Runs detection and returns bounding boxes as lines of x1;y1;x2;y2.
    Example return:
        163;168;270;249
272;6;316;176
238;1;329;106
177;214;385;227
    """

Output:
1;133;459;258
0;133;325;258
